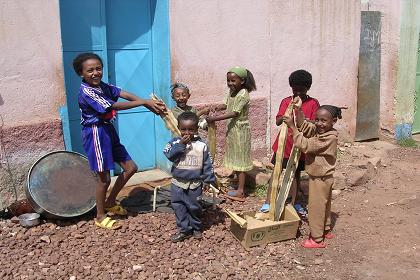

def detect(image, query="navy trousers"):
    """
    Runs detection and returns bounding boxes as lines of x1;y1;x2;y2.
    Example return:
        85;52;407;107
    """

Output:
170;184;203;233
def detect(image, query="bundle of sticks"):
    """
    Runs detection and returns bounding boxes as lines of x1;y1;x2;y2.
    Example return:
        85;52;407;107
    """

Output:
150;93;181;137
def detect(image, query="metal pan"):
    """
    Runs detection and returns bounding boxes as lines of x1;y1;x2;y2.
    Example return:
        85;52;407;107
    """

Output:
26;151;97;219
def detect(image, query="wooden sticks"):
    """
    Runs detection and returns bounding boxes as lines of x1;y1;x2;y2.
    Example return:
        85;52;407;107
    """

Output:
274;146;301;220
268;97;302;221
150;93;181;137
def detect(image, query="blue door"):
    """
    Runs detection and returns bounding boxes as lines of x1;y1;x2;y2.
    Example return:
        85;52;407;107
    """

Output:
59;0;171;171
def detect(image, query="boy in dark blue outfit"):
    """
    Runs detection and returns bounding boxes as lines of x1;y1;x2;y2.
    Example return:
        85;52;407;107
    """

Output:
163;112;215;242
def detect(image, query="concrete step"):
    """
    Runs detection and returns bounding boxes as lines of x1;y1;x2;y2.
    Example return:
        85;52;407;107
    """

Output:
111;169;172;187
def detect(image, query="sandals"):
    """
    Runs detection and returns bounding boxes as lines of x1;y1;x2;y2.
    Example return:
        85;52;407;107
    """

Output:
294;203;308;218
94;217;121;230
226;190;246;202
105;204;127;216
302;238;326;248
260;203;270;213
228;185;238;190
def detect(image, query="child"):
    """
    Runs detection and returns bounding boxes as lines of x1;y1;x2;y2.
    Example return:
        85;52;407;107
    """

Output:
206;66;256;201
170;82;209;120
260;69;319;213
163;112;215;242
73;53;166;230
284;105;341;248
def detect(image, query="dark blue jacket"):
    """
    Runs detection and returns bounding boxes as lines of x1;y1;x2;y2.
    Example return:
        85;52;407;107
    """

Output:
163;137;215;186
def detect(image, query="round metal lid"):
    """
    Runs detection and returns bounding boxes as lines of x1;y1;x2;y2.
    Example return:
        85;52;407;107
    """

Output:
27;151;97;218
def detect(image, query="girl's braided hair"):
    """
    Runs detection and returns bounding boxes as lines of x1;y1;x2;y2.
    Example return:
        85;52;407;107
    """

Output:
319;105;342;119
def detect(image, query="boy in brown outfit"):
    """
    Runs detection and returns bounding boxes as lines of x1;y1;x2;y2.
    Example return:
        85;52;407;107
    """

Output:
284;105;341;248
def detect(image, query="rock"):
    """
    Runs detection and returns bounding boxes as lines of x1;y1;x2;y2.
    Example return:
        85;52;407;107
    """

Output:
332;189;341;199
293;259;302;265
351;159;369;169
69;276;76;280
333;172;346;190
40;235;50;243
347;169;371;187
73;233;84;239
245;167;271;188
133;265;143;271
77;220;87;227
296;265;305;270
11;216;19;224
314;259;324;265
368;157;382;169
220;273;229;280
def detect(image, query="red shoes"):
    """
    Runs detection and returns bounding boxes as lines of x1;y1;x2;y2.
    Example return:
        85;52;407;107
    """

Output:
324;231;334;239
302;238;326;248
302;231;334;248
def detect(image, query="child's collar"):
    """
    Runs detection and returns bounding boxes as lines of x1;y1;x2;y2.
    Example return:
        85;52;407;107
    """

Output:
82;80;102;89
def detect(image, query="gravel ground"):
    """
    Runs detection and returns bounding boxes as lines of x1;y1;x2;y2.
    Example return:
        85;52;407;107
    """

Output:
0;197;302;280
2;139;420;280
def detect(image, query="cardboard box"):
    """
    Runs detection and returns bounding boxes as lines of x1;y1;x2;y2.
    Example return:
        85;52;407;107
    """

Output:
229;204;300;248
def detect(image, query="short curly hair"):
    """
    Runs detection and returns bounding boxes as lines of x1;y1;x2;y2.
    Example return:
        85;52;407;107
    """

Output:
177;111;199;127
72;53;103;75
289;69;312;89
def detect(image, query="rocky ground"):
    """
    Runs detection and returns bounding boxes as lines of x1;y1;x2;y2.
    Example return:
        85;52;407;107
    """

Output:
1;137;419;280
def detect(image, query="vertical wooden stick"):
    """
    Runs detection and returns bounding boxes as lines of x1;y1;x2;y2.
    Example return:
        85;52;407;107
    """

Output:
274;146;301;220
208;122;217;160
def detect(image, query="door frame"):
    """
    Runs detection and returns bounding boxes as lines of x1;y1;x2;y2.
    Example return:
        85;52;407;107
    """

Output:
413;32;420;134
59;0;171;171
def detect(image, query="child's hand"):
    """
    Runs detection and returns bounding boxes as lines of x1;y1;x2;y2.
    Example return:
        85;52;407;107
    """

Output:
203;184;210;192
180;134;191;144
200;107;210;115
292;96;302;109
294;108;305;127
206;116;215;123
145;100;167;115
283;115;295;127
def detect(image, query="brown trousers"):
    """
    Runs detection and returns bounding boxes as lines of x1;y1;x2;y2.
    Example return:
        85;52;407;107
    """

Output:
308;176;334;242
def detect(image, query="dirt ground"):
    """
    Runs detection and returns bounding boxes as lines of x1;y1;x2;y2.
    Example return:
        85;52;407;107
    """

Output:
1;137;419;280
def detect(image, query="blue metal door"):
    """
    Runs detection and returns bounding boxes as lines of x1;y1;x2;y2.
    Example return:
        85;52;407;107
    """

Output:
59;0;171;171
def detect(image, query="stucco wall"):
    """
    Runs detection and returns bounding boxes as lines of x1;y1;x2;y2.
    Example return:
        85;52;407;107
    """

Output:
0;0;65;125
361;0;401;133
0;0;65;208
170;0;361;158
268;0;360;141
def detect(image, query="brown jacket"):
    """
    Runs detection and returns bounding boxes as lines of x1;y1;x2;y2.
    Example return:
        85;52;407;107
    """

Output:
292;121;338;177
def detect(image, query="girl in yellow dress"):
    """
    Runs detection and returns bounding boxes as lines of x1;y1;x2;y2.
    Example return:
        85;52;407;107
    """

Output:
206;67;256;201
